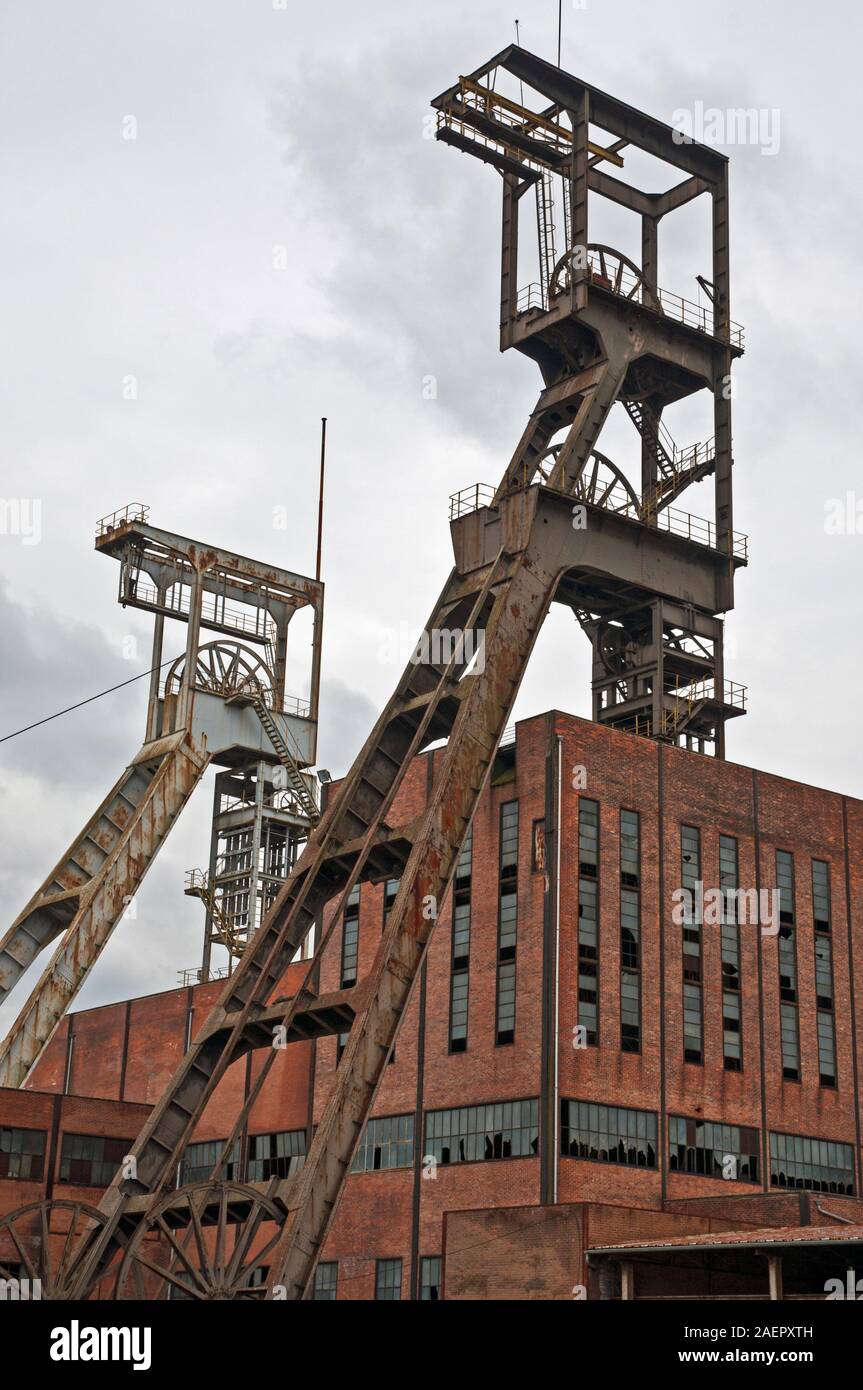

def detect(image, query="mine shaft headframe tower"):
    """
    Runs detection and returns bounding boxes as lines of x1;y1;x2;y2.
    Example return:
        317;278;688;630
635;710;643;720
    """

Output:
96;505;325;975
434;46;747;756
0;505;324;1094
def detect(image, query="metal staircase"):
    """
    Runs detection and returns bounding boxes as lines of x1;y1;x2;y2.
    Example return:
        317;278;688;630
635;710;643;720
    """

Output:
184;869;246;959
248;697;319;824
624;400;717;517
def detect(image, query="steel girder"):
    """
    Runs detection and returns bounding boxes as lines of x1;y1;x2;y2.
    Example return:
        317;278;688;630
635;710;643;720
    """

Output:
0;733;210;1088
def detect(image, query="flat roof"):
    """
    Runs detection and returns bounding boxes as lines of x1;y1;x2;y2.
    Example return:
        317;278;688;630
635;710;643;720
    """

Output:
588;1223;863;1257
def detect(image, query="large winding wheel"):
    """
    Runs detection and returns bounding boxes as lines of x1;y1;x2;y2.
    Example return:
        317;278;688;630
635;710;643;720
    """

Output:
0;1199;116;1300
533;444;642;518
549;243;663;313
164;641;275;704
114;1181;288;1300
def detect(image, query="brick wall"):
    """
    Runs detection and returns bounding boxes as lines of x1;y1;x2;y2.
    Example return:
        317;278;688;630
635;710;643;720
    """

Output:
4;709;863;1297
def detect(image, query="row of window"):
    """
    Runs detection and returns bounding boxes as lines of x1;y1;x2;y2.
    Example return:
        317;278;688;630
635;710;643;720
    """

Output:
560;1101;855;1195
0;1127;308;1189
339;800;839;1083
0;1130;129;1187
338;1100;857;1196
3;1102;855;1198
348;1101;540;1174
575;804;839;1084
313;1254;441;1301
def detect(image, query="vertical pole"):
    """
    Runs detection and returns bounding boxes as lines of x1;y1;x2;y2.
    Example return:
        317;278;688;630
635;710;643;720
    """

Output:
248;762;266;944
651;600;664;740
712;167;730;341
640;216;660;518
315;418;327;584
620;1261;635;1301
767;1253;783;1301
179;569;203;730
500;172;519;349
712;167;734;605
713;618;726;760
273;612;289;710
146;608;165;742
569;91;590;312
200;773;223;982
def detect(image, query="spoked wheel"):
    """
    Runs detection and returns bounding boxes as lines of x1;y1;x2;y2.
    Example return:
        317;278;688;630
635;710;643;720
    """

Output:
164;641;275;704
532;444;642;517
114;1181;288;1300
0;1199;115;1300
549;243;663;312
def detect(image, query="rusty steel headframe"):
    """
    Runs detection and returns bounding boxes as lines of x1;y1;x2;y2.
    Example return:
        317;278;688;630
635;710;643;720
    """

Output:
0;48;748;1301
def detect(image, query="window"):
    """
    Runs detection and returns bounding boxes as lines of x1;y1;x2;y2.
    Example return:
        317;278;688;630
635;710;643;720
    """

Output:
769;1130;854;1195
179;1138;240;1185
313;1261;338;1301
425;1099;538;1167
0;1127;46;1182
560;1100;657;1168
337;884;360;1064
776;851;800;1080
496;802;519;1045
620;810;640;1053
720;835;742;1070
669;1115;759;1182
351;1114;414;1173
449;828;472;1053
59;1134;132;1187
247;1129;306;1182
812;861;836;1087
340;884;360;988
382;877;400;927
578;798;599;1045
375;1258;402;1301
420;1255;441;1301
680;826;702;1063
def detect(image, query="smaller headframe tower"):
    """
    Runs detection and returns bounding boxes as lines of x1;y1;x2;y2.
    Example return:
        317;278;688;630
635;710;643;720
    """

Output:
436;46;747;755
96;506;324;980
0;503;323;1088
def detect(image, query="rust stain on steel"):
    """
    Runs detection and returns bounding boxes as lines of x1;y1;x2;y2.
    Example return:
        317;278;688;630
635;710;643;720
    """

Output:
0;738;208;1089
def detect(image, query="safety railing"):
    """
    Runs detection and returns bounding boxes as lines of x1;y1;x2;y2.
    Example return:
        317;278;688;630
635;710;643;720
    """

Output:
125;573;278;642
517;283;545;313
449;483;496;520
177;965;230;987
281;694;312;719
450;479;748;561
672;678;748;710
517;247;745;349
96;503;149;537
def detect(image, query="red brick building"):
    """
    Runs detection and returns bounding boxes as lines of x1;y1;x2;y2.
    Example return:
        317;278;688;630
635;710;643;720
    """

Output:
3;710;863;1299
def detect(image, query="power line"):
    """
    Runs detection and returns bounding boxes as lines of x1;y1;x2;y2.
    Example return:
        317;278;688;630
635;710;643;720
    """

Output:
0;655;181;746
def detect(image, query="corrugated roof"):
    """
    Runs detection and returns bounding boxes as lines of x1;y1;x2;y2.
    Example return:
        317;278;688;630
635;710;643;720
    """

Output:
588;1223;863;1257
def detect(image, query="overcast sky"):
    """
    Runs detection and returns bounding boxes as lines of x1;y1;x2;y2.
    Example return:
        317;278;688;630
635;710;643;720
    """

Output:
1;0;861;1032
